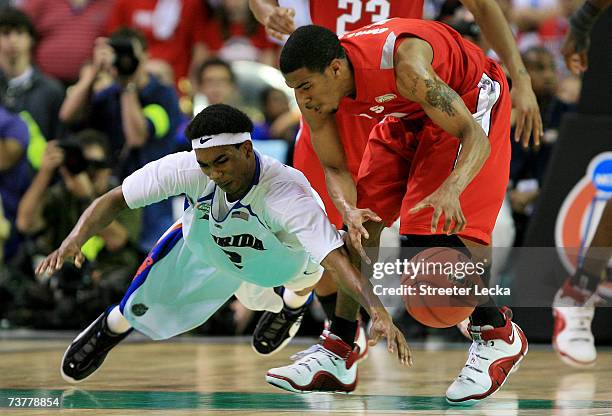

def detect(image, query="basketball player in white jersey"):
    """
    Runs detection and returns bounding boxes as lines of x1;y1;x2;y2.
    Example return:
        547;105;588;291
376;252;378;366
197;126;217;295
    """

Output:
36;104;410;387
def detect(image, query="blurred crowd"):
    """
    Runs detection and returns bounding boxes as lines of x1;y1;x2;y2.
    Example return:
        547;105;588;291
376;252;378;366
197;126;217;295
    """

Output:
0;0;582;335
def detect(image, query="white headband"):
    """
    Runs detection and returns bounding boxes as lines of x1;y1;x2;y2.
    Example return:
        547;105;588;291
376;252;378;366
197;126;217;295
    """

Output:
192;132;251;149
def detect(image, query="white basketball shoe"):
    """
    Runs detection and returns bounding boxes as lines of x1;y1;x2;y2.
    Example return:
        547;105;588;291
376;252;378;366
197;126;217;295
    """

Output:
266;333;360;393
446;307;528;405
552;280;597;367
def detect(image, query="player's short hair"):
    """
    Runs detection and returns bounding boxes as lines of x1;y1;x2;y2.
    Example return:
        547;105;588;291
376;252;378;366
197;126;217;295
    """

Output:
185;104;253;140
0;8;37;41
280;25;345;74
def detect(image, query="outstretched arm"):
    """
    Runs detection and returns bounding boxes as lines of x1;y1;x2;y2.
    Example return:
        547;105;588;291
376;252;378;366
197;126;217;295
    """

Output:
461;0;542;148
321;247;412;365
394;38;491;234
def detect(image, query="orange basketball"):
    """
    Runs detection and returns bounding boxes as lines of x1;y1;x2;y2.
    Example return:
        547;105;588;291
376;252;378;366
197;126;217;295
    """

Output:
401;247;483;328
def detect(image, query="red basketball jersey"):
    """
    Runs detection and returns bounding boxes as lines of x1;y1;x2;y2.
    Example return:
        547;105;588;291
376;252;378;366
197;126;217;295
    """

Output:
308;0;423;35
339;18;490;122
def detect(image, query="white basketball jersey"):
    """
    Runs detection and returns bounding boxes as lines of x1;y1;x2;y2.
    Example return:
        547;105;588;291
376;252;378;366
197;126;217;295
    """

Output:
122;151;343;287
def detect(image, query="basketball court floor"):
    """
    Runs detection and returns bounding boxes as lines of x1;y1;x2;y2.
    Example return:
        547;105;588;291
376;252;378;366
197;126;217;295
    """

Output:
1;335;611;415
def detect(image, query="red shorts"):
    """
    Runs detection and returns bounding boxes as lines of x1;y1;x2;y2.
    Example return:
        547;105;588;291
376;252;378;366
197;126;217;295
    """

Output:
357;62;511;245
293;108;377;228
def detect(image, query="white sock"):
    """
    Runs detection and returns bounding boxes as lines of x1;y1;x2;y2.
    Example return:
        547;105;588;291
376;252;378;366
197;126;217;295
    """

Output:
283;289;311;310
106;306;132;334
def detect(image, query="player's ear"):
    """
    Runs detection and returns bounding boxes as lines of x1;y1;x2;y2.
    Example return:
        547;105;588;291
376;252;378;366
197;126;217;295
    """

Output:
329;58;343;78
242;140;254;157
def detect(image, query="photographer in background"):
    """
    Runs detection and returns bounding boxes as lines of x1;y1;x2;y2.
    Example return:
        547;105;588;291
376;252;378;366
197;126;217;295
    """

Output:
59;27;181;251
14;130;141;328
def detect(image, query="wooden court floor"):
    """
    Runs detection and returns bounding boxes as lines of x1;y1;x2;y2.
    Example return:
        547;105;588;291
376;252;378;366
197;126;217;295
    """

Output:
1;337;611;415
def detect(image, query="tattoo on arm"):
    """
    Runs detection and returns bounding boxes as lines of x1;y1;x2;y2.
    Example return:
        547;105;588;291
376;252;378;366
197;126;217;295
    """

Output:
423;78;460;117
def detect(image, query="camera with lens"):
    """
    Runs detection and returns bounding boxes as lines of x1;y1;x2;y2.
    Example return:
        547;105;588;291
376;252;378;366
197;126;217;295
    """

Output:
109;38;140;77
58;139;87;175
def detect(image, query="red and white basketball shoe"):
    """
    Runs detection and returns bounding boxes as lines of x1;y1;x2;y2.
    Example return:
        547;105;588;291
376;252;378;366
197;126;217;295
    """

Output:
266;333;360;393
552;280;597;368
289;323;369;363
446;307;528;405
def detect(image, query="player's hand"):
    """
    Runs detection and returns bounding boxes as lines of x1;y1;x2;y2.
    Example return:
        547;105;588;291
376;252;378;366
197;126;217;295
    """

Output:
410;183;466;235
512;79;543;149
264;7;296;40
561;30;590;75
35;239;85;275
368;308;413;366
344;208;382;264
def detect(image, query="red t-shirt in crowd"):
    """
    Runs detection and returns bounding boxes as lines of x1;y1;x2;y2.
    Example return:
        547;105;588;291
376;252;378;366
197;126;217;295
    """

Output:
23;0;114;83
107;0;209;82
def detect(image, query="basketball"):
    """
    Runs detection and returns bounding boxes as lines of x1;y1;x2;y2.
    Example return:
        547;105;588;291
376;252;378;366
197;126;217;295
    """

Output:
401;248;483;328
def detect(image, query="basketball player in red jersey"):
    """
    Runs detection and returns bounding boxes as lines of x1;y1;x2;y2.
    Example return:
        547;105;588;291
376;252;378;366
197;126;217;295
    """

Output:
264;20;528;404
248;0;539;364
249;0;538;374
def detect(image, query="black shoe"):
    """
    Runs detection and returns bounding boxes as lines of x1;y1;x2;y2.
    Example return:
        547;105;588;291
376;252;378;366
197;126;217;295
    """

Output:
61;309;132;383
252;300;310;356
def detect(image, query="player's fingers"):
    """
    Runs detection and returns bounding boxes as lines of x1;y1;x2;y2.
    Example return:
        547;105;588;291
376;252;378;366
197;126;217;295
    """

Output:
385;331;395;354
265;27;285;41
368;328;381;346
54;253;64;271
521;114;533;149
443;213;452;234
457;209;467;233
514;110;524;143
35;258;48;275
396;332;410;365
358;224;369;240
448;213;461;235
363;209;382;223
533;111;543;146
430;207;441;233
409;201;429;214
75;251;85;268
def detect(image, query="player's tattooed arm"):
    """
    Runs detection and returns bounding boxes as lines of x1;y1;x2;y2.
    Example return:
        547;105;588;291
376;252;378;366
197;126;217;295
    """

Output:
423;77;460;117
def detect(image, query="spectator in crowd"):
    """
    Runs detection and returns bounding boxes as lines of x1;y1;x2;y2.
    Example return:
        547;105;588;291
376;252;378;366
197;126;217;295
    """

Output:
14;130;141;328
107;0;211;90
59;28;182;251
509;46;579;245
0;7;65;171
0;104;29;263
252;86;297;143
20;0;115;86
194;57;262;121
204;0;277;66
